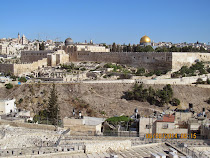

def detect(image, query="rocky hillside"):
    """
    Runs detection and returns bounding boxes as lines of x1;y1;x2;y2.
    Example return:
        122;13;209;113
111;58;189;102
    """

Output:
0;83;210;118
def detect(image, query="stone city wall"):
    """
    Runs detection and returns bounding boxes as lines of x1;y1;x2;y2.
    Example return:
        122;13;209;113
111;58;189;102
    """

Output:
69;51;210;72
13;58;47;76
21;50;54;63
0;58;47;76
70;51;173;71
172;52;210;72
0;63;14;74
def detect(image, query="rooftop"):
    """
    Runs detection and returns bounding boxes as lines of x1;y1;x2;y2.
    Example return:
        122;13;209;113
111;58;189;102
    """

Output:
156;114;175;123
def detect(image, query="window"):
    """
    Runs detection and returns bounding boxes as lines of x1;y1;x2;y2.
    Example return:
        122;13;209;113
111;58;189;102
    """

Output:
162;124;168;129
146;125;151;129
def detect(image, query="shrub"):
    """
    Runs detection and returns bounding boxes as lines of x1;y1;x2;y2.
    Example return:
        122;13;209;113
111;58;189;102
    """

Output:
106;116;132;126
154;70;161;76
18;98;23;104
5;83;13;89
136;68;145;76
207;78;210;84
123;84;177;107
18;77;27;82
170;98;180;106
196;78;203;84
80;67;86;71
206;98;210;104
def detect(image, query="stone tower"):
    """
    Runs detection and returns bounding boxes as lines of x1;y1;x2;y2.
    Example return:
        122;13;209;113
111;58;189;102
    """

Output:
18;33;20;44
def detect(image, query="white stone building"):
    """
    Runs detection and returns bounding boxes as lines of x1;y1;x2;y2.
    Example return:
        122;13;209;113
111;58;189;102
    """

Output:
0;99;16;115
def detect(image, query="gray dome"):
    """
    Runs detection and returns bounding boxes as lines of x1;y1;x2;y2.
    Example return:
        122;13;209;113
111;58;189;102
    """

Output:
65;38;73;46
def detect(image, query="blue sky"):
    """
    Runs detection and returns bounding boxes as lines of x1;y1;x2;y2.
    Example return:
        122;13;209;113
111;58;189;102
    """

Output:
0;0;210;44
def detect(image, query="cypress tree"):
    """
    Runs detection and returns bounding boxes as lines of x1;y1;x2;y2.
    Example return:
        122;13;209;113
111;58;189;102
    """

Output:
48;83;60;125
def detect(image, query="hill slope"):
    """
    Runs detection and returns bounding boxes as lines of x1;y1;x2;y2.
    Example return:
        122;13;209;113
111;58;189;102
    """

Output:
0;83;209;118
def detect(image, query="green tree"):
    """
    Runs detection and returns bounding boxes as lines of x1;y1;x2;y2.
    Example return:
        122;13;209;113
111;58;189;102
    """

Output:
170;46;179;52
136;45;143;52
200;46;206;52
39;42;45;50
143;45;154;52
132;44;137;52
127;43;132;52
48;84;60;125
112;42;117;52
122;44;127;52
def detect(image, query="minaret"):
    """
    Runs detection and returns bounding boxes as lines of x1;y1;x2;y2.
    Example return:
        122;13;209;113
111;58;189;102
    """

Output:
18;33;20;44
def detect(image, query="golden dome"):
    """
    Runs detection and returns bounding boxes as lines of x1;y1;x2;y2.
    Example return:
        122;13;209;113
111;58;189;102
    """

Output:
140;35;151;43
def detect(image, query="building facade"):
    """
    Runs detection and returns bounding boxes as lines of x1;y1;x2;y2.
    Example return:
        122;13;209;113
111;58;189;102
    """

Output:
0;99;16;115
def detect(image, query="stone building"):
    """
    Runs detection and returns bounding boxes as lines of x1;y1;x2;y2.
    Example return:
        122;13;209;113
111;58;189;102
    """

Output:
139;117;157;135
47;50;69;66
153;114;188;135
63;116;105;136
0;99;16;115
60;37;110;55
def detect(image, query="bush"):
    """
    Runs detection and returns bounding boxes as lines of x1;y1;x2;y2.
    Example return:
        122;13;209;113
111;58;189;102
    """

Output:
206;98;210;104
18;77;27;82
5;83;13;89
123;84;177;107
18;98;23;104
106;116;132;126
207;78;210;84
172;62;207;77
136;68;145;76
80;67;86;71
154;70;161;76
170;98;180;106
196;78;203;84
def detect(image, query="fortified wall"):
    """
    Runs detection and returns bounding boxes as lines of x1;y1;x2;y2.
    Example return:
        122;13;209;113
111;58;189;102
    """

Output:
21;50;54;63
172;52;210;72
0;64;14;75
0;58;47;76
69;51;210;72
70;51;173;71
13;58;47;75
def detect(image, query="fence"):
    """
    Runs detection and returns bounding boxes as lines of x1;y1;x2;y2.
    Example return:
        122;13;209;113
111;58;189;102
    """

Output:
166;139;210;158
103;131;139;137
